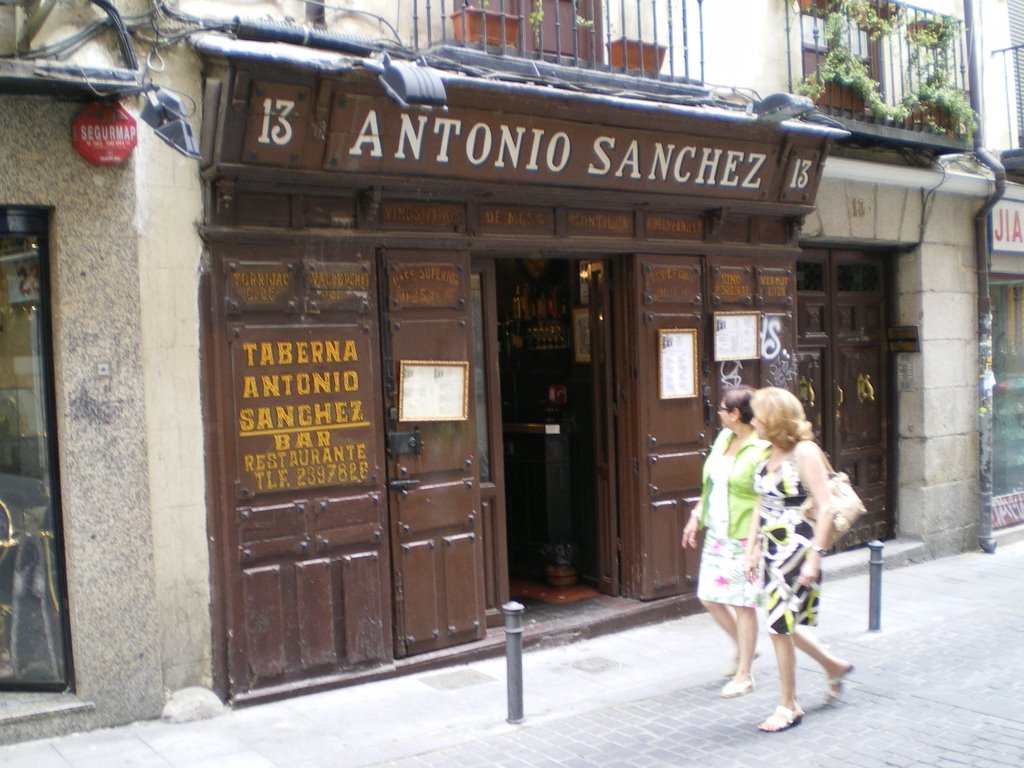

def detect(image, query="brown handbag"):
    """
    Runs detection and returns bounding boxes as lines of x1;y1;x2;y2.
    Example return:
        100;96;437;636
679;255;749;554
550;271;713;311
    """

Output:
799;455;866;547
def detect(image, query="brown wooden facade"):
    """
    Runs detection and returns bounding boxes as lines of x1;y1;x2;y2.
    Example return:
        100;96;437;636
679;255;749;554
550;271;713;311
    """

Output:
196;47;880;702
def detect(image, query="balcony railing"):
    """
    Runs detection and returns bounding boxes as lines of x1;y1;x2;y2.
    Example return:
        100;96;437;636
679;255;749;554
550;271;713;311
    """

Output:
786;0;974;145
410;0;703;84
994;44;1024;150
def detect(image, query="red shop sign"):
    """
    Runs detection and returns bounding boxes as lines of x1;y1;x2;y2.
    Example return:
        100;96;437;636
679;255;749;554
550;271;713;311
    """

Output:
71;102;138;166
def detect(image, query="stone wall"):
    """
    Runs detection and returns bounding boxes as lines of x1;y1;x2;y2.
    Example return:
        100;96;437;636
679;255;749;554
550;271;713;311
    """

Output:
0;95;164;743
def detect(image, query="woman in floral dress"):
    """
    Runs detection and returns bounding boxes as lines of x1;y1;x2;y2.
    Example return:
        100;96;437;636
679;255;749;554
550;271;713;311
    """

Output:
683;386;769;698
744;387;854;733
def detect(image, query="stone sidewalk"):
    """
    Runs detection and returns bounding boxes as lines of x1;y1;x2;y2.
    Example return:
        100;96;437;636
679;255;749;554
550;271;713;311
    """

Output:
2;535;1022;767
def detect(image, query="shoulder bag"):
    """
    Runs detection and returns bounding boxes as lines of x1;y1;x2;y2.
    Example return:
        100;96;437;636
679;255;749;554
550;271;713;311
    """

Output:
799;453;866;548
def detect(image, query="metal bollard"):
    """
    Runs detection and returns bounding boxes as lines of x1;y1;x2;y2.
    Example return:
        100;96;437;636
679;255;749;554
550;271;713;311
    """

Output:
868;539;884;631
503;600;525;724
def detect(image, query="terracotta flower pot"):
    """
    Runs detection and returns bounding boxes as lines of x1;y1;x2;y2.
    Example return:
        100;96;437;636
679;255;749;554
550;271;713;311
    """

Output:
608;38;667;72
451;7;521;48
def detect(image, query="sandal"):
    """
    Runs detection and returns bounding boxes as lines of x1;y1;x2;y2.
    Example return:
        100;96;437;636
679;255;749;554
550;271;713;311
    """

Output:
757;706;803;733
826;663;855;704
720;675;755;698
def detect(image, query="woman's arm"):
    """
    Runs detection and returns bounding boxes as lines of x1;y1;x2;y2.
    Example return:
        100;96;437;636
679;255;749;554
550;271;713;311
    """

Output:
743;492;762;581
794;440;834;584
681;494;705;548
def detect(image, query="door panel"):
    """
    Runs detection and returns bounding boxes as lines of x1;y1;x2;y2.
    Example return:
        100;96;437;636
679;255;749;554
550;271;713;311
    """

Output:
588;261;619;595
212;244;392;697
381;250;485;658
296;559;335;667
340;551;388;664
625;255;706;599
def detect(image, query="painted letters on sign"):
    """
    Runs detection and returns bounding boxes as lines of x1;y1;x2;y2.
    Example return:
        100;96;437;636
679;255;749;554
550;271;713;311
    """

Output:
992;199;1024;254
233;327;374;496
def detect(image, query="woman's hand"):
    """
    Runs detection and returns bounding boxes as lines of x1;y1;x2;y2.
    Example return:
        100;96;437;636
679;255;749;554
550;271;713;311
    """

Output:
743;544;761;583
798;551;821;586
682;515;699;548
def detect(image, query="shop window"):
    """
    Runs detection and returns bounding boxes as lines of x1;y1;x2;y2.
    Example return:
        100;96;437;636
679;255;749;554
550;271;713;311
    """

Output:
0;208;71;690
993;282;1024;507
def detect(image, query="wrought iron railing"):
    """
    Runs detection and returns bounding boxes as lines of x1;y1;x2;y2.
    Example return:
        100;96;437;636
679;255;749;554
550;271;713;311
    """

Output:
994;43;1024;149
410;0;704;83
786;0;974;143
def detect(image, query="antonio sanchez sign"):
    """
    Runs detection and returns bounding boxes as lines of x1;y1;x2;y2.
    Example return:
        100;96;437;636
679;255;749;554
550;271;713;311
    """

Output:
242;84;821;204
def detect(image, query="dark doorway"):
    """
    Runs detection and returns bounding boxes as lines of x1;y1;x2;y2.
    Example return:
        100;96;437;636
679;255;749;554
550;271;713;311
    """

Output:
495;258;603;596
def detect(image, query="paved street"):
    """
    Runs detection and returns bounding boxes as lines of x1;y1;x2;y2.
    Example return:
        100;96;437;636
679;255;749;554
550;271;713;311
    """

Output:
2;537;1023;767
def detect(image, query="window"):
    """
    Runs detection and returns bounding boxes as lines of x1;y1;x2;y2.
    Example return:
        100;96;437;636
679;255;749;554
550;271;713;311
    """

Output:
0;208;71;690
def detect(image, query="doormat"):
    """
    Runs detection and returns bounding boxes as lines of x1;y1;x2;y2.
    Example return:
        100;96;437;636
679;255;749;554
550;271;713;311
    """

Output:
509;578;599;604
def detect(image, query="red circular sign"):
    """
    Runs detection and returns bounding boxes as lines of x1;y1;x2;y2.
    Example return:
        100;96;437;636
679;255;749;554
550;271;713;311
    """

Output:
72;102;138;166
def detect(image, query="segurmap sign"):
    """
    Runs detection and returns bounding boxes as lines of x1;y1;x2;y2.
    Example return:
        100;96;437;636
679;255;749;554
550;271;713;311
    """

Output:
241;83;823;204
991;199;1024;254
72;102;138;166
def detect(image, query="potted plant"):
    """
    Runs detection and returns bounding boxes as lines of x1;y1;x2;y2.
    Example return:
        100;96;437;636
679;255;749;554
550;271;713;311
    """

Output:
451;1;522;48
542;540;579;586
908;71;976;140
608;38;667;72
797;7;909;121
906;15;959;50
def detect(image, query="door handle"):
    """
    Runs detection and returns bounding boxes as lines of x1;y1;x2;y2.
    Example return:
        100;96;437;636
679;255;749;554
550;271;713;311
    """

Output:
857;373;875;403
388;478;421;493
799;376;816;409
835;384;844;424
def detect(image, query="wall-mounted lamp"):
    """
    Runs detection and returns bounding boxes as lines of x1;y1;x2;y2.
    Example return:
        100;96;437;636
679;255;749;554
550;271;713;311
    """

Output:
754;93;815;124
140;87;200;159
362;54;446;110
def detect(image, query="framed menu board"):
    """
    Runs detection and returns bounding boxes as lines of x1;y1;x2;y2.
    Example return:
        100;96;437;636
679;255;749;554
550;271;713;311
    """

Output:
658;329;698;399
398;361;470;421
714;312;760;361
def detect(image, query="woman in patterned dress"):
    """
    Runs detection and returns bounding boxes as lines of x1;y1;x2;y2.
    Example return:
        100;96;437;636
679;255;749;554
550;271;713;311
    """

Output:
682;386;769;698
744;387;854;733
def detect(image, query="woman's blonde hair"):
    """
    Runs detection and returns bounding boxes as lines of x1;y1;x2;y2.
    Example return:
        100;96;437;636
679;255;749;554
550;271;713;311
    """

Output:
752;387;815;450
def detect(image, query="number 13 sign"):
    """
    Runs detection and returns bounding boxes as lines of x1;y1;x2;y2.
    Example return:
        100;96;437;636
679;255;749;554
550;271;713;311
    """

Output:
781;149;821;204
243;82;312;167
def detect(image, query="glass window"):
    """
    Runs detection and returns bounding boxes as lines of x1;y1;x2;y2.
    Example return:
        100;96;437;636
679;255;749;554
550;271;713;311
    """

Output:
0;210;70;689
993;282;1024;507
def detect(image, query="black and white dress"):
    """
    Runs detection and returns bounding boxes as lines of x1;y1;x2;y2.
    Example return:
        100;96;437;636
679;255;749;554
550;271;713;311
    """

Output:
753;457;821;635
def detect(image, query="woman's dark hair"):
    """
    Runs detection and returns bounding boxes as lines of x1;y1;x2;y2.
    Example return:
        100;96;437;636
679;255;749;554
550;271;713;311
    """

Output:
722;385;756;424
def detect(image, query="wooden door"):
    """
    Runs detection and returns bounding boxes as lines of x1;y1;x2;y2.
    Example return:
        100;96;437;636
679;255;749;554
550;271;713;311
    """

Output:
797;249;890;548
380;249;486;658
831;252;889;545
621;254;707;599
587;261;619;595
210;242;391;698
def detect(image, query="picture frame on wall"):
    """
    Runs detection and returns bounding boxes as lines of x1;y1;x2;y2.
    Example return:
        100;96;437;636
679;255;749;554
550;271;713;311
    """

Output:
398;360;470;421
713;311;760;361
658;328;698;399
573;307;591;363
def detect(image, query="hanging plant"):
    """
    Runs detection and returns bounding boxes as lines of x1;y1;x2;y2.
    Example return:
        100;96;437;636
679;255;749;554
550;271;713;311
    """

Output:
910;72;977;140
797;10;909;122
906;15;959;50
